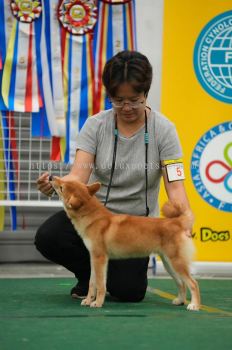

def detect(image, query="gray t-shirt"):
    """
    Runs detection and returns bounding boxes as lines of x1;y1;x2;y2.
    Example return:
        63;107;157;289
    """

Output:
76;109;182;217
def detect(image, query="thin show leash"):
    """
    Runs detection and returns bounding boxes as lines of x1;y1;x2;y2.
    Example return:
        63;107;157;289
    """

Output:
144;110;150;217
104;118;118;207
104;110;150;217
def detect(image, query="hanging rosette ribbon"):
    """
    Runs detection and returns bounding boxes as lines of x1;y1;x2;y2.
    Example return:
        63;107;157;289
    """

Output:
93;0;137;112
51;0;97;163
1;0;42;113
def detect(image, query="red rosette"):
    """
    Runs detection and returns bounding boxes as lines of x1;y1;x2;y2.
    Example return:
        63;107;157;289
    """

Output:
58;0;98;35
10;0;42;23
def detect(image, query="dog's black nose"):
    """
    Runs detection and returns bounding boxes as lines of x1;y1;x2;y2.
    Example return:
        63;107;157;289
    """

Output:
49;175;53;182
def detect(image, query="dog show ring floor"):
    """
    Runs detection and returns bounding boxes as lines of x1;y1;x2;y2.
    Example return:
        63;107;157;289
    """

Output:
0;276;231;350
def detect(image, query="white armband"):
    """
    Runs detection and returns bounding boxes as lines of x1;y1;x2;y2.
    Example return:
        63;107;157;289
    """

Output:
163;159;185;182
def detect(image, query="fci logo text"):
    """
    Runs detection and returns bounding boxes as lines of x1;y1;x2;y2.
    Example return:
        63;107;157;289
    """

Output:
200;227;230;242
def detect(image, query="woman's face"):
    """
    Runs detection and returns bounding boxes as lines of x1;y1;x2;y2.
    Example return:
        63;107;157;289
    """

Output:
110;82;146;124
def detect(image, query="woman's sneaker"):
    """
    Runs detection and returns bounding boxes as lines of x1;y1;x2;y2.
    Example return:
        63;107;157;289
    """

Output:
70;282;88;299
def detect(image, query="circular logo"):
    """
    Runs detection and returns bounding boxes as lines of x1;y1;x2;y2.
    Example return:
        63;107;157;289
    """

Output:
58;0;97;35
11;0;42;23
194;10;232;104
191;121;232;212
70;5;86;21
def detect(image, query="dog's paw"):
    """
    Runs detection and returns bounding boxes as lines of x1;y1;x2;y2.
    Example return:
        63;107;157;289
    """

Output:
90;300;103;308
187;303;200;311
172;297;185;306
81;298;91;306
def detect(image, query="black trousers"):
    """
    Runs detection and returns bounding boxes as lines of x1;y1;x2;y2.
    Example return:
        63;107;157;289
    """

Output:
35;210;149;302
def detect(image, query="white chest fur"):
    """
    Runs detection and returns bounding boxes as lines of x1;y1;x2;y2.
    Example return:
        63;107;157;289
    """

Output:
83;237;92;251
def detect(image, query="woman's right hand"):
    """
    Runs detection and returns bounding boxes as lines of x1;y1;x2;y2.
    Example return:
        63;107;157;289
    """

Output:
36;172;54;197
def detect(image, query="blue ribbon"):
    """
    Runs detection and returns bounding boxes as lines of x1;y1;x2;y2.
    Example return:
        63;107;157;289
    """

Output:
132;0;137;49
1;112;17;230
104;4;113;110
79;35;88;131
123;5;128;49
44;0;53;97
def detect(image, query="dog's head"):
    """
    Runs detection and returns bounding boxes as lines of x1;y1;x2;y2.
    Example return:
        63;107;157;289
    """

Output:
50;176;101;210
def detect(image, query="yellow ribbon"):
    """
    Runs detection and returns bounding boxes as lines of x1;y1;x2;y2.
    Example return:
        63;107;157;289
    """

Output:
2;20;17;108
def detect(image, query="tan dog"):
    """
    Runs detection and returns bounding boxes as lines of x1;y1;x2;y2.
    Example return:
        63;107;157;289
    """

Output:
51;176;200;311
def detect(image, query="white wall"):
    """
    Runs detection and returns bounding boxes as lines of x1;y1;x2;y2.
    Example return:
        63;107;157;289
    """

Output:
136;0;164;111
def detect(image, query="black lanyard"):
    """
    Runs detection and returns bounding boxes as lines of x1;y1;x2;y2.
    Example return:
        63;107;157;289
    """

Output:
104;110;150;217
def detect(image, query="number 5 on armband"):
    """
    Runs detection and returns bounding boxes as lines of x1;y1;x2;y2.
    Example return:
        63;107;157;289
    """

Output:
164;160;185;182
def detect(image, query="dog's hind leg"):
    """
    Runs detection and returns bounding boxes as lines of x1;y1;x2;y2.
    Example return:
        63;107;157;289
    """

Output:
159;253;186;306
90;253;108;308
168;257;201;311
183;274;200;311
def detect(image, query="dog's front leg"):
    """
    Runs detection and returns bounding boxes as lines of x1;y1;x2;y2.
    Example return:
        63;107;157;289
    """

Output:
81;259;96;306
90;254;108;308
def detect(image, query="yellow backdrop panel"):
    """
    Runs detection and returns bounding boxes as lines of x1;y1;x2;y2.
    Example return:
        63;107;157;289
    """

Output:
160;0;232;262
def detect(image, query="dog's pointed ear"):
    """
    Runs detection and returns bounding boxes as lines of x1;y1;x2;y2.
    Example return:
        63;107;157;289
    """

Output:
87;182;101;196
66;195;82;210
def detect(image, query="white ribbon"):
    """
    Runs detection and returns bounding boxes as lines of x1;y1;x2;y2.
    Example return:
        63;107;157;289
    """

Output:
69;35;84;162
14;23;39;112
40;0;65;136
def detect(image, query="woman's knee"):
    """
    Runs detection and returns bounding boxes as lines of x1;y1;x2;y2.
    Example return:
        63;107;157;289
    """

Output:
107;282;147;302
35;211;71;250
106;257;149;302
34;223;50;252
34;211;66;252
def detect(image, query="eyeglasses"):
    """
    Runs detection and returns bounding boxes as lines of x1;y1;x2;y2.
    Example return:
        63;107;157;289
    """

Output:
110;99;145;109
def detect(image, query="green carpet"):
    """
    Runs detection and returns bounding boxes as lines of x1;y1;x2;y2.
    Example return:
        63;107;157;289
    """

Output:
0;278;231;350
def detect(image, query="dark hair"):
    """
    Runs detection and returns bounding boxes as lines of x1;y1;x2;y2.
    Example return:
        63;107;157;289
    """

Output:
102;50;153;97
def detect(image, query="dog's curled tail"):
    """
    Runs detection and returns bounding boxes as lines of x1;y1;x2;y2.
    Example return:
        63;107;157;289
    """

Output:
161;201;194;230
